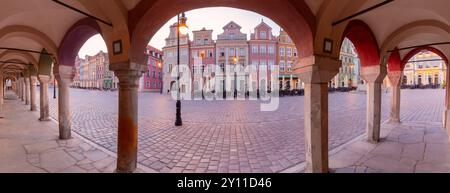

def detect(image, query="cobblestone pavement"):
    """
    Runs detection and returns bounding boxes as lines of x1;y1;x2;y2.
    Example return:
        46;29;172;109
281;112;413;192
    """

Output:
38;88;444;173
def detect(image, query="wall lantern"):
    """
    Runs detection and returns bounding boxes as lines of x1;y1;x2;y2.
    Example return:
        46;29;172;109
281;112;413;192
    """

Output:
323;38;333;54
113;40;123;55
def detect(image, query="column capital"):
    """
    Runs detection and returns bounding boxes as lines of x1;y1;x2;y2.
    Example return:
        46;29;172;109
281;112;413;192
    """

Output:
387;71;403;87
361;65;387;83
38;75;52;83
115;70;142;89
293;55;341;84
110;61;147;73
55;65;74;85
30;75;37;82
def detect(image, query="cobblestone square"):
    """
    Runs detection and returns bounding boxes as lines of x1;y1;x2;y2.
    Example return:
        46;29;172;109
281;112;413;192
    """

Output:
40;88;445;173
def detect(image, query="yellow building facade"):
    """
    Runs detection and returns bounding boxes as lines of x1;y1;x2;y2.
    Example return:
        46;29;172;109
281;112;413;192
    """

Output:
403;51;447;86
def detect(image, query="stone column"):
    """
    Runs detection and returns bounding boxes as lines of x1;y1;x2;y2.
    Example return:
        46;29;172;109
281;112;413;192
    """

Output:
361;65;387;143
387;71;402;123
20;78;24;101
30;76;37;111
0;73;3;113
25;77;30;105
55;65;74;140
38;75;51;121
296;55;340;173
443;67;450;133
111;62;144;173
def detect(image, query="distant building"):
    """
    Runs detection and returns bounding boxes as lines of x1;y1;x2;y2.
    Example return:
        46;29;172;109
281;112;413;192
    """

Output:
139;46;164;92
331;38;360;88
249;20;277;92
190;28;215;97
162;22;190;94
215;21;249;97
403;51;447;86
160;20;360;98
73;56;84;88
76;51;118;90
277;30;300;90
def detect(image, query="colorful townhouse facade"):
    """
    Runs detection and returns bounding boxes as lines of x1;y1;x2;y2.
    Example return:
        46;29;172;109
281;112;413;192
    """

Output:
139;46;164;92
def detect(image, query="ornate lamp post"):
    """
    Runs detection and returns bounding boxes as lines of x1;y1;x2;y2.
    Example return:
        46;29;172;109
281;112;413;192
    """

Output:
53;77;56;99
201;53;205;100
233;56;238;99
158;62;163;94
175;12;188;127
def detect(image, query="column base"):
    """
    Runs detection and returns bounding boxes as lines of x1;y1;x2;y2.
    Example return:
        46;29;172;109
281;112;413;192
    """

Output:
39;117;51;122
388;118;401;124
59;136;73;140
367;138;380;144
444;110;450;141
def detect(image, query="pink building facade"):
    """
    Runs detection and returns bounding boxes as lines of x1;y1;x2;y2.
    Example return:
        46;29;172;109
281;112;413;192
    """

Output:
249;20;277;93
140;46;163;92
190;28;215;97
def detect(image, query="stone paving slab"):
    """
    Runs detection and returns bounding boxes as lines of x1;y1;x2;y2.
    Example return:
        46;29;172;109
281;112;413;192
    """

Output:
0;92;146;173
331;122;450;173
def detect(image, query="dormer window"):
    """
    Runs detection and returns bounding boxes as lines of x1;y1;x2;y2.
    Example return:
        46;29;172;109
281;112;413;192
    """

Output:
260;31;266;39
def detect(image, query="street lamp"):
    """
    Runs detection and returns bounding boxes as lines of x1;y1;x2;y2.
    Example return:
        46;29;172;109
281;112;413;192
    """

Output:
233;56;238;99
158;62;163;94
175;12;188;127
200;53;205;100
53;77;56;99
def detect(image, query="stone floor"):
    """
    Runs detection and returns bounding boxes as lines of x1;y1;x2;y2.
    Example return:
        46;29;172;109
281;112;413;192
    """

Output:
0;92;148;173
2;89;450;173
40;88;445;172
331;121;450;173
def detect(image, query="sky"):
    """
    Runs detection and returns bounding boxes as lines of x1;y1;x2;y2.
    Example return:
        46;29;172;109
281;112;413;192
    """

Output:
78;7;282;58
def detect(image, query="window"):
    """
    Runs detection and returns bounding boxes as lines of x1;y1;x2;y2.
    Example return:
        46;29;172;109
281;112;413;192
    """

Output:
280;61;285;71
193;65;198;74
146;82;150;88
168;64;173;73
181;49;188;56
152;71;156;78
260;31;267;39
207;50;213;58
268;60;275;70
230;48;235;56
252;60;258;67
280;47;285;56
252;45;258;53
158;72;161;79
220;48;225;57
287;48;292;57
260;60;266;68
240;48;245;56
166;51;173;57
287;62;293;72
260;45;266;53
268;45;274;54
192;50;198;58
